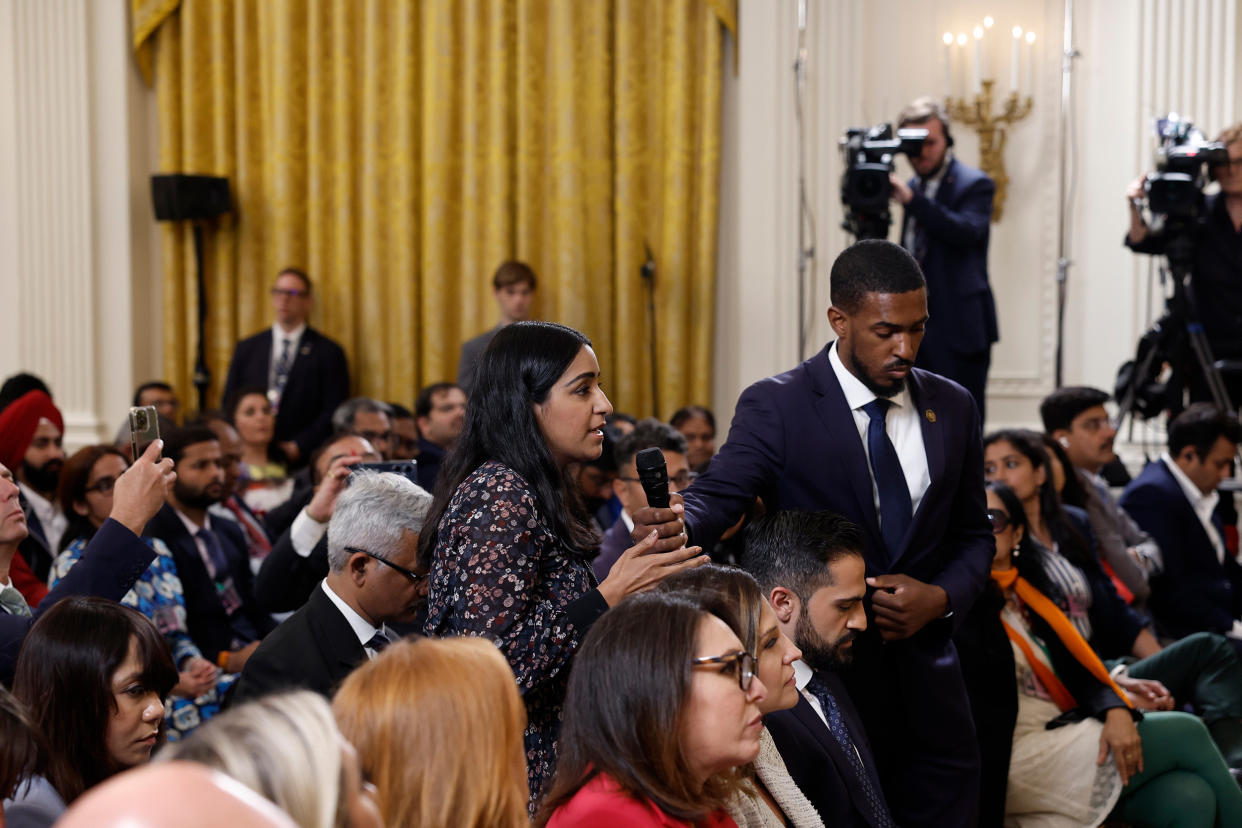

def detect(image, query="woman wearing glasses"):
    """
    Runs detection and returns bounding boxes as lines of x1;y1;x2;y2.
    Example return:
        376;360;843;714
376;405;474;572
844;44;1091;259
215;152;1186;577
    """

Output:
423;321;707;808
955;481;1242;827
51;445;234;740
538;591;764;827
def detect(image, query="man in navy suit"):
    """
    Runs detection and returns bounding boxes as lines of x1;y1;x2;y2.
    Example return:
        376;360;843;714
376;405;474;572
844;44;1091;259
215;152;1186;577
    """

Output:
633;239;992;827
222;268;349;465
1120;403;1242;654
744;510;893;828
891;97;997;421
144;426;276;676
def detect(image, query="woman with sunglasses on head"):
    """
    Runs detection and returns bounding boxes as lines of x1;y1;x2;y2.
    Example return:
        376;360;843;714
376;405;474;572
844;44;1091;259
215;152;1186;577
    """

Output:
422;322;707;807
658;564;821;828
955;482;1242;827
51;445;235;740
538;591;766;828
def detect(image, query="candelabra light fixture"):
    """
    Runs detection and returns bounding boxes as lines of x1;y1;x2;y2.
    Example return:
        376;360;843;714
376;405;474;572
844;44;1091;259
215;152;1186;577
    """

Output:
941;18;1036;222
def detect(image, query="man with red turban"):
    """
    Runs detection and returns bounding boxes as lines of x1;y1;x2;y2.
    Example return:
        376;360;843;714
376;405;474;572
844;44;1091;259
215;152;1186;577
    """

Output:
0;390;66;603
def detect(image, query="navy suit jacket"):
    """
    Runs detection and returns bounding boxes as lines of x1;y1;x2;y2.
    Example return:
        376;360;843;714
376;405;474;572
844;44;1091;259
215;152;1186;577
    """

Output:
231;581;367;704
143;504;275;661
764;672;884;828
1119;460;1242;638
222;326;349;456
901;157;998;358
1;519;155;683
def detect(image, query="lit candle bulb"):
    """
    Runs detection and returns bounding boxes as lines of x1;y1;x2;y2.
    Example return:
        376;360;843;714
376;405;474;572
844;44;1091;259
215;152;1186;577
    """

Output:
972;26;983;92
1011;26;1022;93
1025;30;1036;93
984;16;994;28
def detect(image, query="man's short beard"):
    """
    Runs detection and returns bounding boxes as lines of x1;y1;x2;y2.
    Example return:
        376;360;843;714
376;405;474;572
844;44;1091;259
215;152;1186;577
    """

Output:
849;350;904;399
21;459;63;497
173;479;222;510
794;601;857;672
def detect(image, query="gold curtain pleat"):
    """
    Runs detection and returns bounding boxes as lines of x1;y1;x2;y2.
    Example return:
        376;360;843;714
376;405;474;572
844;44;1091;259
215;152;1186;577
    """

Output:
147;0;730;420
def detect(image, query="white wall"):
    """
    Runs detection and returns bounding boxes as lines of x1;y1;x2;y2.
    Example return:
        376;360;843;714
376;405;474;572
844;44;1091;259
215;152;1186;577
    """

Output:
714;0;1242;438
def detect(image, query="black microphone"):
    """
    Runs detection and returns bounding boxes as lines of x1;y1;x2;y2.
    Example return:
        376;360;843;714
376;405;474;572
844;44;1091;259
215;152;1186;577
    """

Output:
635;447;670;509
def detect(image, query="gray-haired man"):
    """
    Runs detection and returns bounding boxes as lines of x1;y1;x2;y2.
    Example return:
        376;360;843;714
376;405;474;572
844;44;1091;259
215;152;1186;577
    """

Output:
232;471;432;702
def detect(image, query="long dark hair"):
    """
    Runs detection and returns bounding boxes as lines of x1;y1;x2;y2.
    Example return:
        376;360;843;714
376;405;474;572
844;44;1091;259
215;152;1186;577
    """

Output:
537;592;741;824
55;445;127;553
984;430;1093;574
222;386;286;465
12;597;178;803
656;563;764;656
423;321;597;559
1039;433;1089;510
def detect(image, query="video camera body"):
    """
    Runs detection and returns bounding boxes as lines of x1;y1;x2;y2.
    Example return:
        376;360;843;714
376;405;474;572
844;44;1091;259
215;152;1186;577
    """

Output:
1144;114;1228;230
839;124;928;240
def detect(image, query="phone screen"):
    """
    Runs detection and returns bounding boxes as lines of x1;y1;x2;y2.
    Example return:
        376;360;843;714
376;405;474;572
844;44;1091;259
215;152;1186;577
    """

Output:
349;460;420;487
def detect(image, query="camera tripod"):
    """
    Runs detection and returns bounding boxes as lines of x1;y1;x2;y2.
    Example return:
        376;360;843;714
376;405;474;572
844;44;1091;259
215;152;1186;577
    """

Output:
1116;235;1235;436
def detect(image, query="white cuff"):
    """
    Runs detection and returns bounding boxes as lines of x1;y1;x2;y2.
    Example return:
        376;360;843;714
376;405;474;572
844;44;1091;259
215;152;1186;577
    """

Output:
1227;619;1242;640
290;507;329;558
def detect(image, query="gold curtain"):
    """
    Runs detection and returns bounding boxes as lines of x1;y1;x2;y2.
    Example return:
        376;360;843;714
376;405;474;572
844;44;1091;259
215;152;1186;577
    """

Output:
143;0;732;419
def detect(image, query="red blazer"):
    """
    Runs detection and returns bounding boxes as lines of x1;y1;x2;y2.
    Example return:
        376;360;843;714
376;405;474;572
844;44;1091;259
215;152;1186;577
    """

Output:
546;774;738;828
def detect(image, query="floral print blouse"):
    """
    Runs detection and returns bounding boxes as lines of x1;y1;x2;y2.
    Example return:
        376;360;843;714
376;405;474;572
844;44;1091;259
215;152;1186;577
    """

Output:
423;461;607;806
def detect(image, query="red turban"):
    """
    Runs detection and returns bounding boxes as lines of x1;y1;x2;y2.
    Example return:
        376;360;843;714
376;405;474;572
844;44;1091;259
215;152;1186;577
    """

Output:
0;390;64;471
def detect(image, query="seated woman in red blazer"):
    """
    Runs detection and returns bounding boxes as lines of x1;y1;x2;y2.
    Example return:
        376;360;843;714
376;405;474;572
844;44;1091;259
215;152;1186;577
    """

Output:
538;591;767;828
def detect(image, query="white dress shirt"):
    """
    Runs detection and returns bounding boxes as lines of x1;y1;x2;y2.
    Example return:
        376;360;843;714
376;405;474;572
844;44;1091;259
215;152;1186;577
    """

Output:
290;507;329;558
268;322;307;390
828;341;931;525
1161;453;1224;564
793;659;828;727
320;579;390;658
22;488;66;557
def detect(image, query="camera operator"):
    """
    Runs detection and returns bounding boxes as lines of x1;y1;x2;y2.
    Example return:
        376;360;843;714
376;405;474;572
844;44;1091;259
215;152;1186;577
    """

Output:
1125;122;1242;405
889;97;998;421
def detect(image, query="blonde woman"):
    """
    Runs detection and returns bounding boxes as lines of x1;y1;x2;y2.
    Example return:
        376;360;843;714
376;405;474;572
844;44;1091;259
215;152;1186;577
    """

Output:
333;637;529;828
158;691;380;828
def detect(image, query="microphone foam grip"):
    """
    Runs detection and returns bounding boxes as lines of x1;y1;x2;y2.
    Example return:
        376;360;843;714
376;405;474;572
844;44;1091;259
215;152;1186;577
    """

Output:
635;447;671;509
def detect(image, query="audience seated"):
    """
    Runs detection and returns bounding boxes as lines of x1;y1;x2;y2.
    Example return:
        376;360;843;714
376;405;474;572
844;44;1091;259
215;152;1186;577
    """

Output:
57;762;299;828
0;442;174;682
50;445;235;740
386;402;419;461
739;510;891;828
606;412;638;435
0;374;52;415
1119;404;1242;654
5;597;177;826
159;690;381;828
0;390;67;602
252;434;380;614
537;591;763;827
567;424;621;533
223;387;294;517
413;382;467;492
331;397;395;461
233;471;431;703
203;415;273;574
223;268;350;466
457;260;537;393
955;482;1242;826
112;382;182;454
142;426;275;678
1041;387;1162;606
658;564;822;828
594;418;692;581
333;637;530;828
671;405;717;474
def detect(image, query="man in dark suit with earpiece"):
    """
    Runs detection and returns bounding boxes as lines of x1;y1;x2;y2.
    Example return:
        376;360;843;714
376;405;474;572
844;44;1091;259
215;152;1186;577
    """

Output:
890;97;997;421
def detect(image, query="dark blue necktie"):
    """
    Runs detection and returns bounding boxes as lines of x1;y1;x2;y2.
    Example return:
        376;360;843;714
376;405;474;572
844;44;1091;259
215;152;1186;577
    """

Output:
195;527;231;580
862;399;912;564
806;673;895;828
271;337;294;409
365;630;391;653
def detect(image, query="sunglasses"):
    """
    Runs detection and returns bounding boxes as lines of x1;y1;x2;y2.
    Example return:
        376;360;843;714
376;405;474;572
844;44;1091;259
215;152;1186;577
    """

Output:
986;509;1011;534
690;650;757;693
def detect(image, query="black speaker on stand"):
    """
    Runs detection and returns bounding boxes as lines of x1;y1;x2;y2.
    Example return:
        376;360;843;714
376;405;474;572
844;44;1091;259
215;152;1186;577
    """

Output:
151;174;232;415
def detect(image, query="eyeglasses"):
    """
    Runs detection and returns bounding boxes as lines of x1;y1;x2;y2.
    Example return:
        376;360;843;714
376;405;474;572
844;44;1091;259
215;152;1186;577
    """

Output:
619;471;698;489
691;650;756;693
271;287;308;299
344;547;426;584
84;476;119;496
986;509;1011;534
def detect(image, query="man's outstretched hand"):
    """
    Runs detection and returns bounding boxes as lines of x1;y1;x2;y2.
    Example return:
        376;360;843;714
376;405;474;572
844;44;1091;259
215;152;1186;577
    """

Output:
867;574;949;641
630;492;691;554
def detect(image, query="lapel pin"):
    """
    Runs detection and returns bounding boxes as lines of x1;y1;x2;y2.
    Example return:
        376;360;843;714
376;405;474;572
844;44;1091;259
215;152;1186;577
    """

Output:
300;345;311;355
925;409;936;423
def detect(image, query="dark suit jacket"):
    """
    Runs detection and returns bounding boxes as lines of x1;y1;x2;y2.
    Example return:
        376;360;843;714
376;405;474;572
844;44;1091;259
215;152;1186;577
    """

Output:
591;517;631;582
222;326;350;456
143;504;275;661
456;326;499;393
1119;459;1242;638
901;157;998;358
1;519;156;683
231;581;367;704
764;673;884;828
681;346;992;824
254;525;329;614
415;438;446;494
